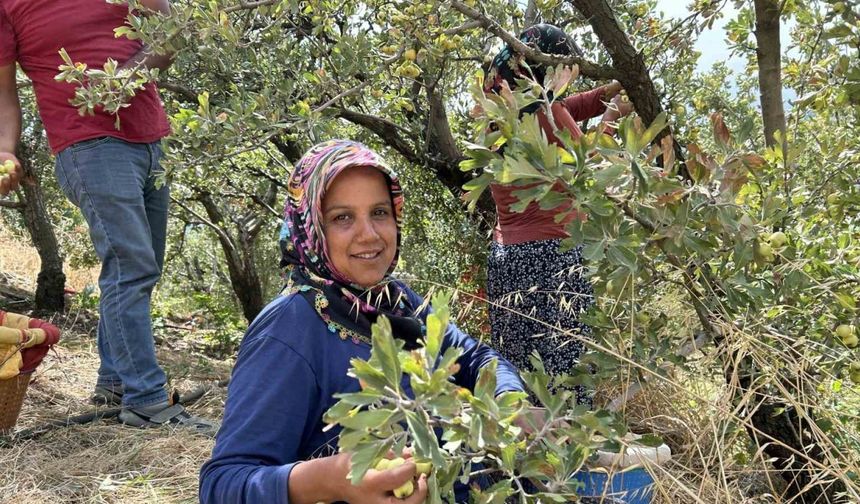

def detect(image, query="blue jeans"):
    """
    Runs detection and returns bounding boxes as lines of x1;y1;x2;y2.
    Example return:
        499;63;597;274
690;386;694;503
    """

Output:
55;137;169;408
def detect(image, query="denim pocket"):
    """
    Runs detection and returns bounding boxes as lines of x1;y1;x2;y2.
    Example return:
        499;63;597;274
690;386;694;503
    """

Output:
68;136;115;153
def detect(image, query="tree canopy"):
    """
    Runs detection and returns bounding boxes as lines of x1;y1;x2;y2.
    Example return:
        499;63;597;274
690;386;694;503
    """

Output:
2;0;859;501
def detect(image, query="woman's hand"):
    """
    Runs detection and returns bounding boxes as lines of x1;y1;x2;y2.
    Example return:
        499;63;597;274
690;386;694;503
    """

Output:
601;81;624;100
290;452;428;504
342;459;429;504
603;93;634;120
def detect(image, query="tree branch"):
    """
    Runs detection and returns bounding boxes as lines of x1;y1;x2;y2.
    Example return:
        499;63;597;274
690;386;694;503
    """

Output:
449;0;620;81
568;0;688;177
170;195;236;253
0;198;25;210
334;107;421;165
158;80;198;103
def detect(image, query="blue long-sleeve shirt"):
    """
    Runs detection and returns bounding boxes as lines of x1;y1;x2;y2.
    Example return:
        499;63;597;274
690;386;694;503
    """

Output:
199;284;523;504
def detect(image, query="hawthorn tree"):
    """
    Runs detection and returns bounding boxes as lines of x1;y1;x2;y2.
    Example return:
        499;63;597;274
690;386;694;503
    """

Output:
11;0;860;500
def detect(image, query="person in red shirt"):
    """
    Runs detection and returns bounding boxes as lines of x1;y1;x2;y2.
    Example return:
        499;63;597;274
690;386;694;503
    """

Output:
0;0;214;433
482;24;633;405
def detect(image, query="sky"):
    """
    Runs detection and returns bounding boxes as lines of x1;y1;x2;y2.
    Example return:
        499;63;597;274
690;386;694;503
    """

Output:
654;0;797;102
654;0;745;74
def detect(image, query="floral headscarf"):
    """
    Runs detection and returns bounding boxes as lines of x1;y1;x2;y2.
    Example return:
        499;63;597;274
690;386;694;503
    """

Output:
484;23;582;113
279;140;421;347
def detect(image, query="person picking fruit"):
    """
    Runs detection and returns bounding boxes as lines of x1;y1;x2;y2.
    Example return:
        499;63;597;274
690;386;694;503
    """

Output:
0;0;215;433
480;24;634;406
199;140;525;504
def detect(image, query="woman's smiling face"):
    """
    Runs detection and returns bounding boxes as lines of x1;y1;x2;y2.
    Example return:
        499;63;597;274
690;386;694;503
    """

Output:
322;166;398;288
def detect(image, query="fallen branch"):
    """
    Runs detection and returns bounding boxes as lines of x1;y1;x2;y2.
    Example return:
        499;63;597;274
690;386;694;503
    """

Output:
0;378;230;444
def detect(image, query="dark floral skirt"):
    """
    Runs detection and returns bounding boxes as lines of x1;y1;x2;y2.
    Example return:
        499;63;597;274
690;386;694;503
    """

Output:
487;239;594;405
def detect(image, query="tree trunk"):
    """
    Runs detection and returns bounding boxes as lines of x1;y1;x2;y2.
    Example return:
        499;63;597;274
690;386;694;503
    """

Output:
16;146;65;313
753;0;787;149
568;0;688;178
752;5;839;500
197;193;264;323
742;376;848;503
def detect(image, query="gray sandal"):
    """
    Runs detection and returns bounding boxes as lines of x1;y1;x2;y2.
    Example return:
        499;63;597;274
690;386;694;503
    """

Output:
118;402;219;437
91;385;124;406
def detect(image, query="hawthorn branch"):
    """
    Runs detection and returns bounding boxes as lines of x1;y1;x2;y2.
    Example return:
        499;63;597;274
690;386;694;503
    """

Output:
223;0;278;14
449;0;620;81
443;20;483;35
334;107;421;165
158;80;198;102
567;0;688;176
0;198;25;210
171;195;236;253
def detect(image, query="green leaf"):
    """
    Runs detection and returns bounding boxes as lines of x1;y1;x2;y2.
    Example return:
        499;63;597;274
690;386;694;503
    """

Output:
350;358;389;391
424;291;451;362
593;164;626;191
630;160;649;194
834;292;856;311
404;410;445;468
323;400;358;424
639;112;669;148
461;172;494;212
371;316;402;391
537;190;571;211
338;408;396;430
197;91;210;116
635;433;664;447
606;244;638;272
824;24;854;39
498;156;544;183
582;240;606;261
332;390;384;407
347;439;393;484
473;358;498;401
510;184;549;213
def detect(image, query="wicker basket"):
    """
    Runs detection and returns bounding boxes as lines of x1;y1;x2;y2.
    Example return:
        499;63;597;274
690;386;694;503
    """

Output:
0;372;32;432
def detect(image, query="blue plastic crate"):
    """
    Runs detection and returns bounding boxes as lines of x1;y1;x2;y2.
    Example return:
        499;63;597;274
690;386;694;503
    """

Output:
573;466;655;504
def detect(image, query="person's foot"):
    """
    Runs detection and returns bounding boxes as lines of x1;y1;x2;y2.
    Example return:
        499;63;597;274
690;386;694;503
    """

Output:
91;384;124;406
118;400;219;437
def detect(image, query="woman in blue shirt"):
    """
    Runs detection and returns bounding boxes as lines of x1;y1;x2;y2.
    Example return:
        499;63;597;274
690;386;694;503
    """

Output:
199;140;524;504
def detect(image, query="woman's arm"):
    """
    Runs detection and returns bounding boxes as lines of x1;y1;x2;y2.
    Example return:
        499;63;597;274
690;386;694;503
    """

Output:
560;86;609;122
199;332;317;504
558;82;633;137
200;296;429;504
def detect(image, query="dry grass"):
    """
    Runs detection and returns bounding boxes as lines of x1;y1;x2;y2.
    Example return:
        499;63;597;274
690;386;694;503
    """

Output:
1;231;857;503
0;231;231;503
0;217;98;293
0;305;232;504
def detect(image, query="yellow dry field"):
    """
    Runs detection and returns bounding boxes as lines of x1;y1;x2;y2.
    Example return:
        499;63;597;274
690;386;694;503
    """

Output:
0;229;98;294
